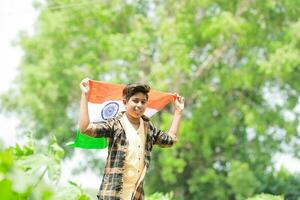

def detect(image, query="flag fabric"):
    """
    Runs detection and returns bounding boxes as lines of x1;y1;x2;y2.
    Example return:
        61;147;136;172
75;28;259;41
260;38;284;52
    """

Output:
68;80;175;149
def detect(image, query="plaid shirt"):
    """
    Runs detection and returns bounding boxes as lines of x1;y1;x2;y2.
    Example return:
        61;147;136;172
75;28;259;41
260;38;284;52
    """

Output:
84;112;177;200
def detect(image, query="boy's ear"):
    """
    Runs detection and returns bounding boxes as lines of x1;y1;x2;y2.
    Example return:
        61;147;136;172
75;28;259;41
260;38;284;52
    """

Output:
122;98;127;105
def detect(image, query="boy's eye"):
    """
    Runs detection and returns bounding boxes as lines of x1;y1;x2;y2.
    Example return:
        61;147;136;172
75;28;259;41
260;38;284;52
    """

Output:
132;99;147;104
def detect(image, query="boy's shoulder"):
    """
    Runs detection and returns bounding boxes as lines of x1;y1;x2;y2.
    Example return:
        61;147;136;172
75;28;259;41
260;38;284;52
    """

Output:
112;112;150;122
108;112;153;128
102;112;123;125
141;115;150;122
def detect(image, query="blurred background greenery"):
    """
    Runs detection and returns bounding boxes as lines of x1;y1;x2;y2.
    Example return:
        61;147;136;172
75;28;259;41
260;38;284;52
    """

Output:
1;0;300;199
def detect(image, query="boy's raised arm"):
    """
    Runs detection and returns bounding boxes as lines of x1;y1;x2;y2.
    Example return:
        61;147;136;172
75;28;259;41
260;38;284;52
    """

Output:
79;78;90;133
167;94;185;140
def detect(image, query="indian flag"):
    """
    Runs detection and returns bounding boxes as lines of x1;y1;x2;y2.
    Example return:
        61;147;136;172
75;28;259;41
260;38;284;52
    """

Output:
68;80;175;149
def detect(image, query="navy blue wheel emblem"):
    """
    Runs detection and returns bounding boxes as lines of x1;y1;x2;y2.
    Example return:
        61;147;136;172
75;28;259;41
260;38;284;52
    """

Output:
101;102;119;120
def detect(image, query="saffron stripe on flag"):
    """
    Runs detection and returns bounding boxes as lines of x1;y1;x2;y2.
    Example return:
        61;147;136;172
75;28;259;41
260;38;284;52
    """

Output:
68;80;175;149
88;80;175;113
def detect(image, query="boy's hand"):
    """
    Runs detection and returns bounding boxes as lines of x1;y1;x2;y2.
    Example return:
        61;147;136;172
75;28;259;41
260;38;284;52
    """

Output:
174;93;185;113
80;78;90;94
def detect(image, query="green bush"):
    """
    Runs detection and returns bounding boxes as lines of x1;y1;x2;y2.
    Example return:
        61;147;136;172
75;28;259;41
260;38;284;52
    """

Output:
0;137;92;200
146;192;174;200
247;194;284;200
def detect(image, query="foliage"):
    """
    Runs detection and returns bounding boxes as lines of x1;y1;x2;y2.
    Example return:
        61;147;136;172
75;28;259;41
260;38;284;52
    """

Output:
226;161;260;200
145;192;173;200
247;194;284;200
0;137;92;200
1;0;300;199
260;168;300;199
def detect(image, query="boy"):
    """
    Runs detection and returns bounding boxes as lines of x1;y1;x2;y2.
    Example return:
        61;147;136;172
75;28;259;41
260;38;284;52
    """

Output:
79;78;184;200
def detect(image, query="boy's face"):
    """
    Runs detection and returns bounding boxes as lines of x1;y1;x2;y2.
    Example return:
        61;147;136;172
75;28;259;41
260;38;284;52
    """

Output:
123;92;148;119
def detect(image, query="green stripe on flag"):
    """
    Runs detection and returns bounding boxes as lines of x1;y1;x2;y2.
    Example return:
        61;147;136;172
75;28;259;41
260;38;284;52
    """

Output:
67;130;107;149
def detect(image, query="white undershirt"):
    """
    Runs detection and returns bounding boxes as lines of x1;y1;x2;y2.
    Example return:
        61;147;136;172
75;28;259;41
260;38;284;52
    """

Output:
120;114;146;200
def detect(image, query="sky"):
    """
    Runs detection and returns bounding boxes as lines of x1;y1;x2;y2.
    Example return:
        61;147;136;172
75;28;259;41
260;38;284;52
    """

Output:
0;0;300;191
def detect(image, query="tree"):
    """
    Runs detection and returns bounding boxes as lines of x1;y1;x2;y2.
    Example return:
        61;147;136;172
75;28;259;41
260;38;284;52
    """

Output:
1;0;300;199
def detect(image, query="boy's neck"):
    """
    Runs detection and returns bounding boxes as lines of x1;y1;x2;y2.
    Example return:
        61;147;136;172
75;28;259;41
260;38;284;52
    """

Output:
125;113;140;125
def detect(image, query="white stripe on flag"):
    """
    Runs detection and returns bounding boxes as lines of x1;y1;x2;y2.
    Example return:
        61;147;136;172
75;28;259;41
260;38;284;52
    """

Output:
88;100;125;122
88;101;159;122
144;108;158;117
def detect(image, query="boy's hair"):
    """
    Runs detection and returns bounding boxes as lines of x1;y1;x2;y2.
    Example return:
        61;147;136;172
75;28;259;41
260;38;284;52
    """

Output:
122;83;151;101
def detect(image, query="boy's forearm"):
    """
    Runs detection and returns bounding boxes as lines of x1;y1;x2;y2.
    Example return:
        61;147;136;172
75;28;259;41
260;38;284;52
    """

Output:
167;111;183;138
79;92;90;133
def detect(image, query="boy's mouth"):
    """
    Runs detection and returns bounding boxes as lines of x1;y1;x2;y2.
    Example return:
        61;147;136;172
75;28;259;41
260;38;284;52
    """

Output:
134;108;143;115
135;110;142;114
